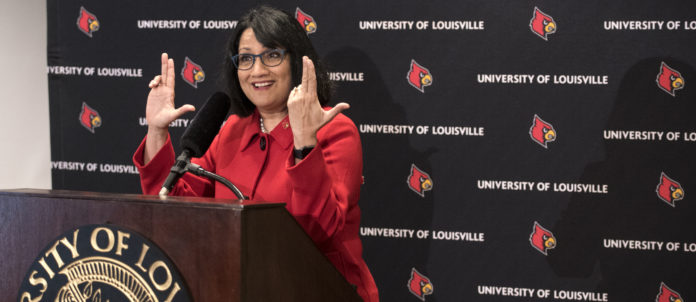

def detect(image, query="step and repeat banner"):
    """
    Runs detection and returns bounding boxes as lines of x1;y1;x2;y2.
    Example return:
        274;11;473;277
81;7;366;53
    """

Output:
48;1;695;301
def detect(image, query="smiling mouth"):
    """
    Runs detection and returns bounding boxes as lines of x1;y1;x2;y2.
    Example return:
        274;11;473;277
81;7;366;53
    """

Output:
253;81;273;88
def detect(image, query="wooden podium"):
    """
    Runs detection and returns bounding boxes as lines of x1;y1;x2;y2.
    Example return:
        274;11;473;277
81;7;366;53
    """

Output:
0;189;362;301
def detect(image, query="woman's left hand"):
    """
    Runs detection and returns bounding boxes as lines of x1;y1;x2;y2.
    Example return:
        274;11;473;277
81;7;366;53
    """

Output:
288;56;349;149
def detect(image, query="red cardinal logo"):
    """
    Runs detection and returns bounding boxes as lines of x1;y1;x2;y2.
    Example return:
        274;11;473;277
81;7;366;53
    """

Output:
76;6;100;38
295;7;317;34
529;114;556;148
408;268;433;301
407;60;433;93
656;62;685;97
181;57;205;88
656;282;684;302
530;221;556;255
529;7;556;41
656;172;685;207
79;102;102;133
407;164;433;197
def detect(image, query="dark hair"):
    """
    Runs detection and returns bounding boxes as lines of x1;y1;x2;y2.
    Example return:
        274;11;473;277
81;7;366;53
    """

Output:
223;5;333;117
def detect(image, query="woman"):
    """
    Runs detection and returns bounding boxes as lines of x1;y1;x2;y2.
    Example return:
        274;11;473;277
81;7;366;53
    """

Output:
132;6;379;301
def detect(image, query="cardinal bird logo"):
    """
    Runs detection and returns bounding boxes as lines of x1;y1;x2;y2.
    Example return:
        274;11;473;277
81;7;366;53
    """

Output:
656;62;685;97
529;7;556;41
408;268;433;301
181;57;205;88
295;7;317;34
407;60;433;93
529;221;556;255
529;114;556;148
79;102;102;133
656;172;685;207
76;6;100;38
656;282;684;302
407;164;433;197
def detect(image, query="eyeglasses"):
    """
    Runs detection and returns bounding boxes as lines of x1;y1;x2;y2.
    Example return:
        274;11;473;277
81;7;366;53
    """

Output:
230;49;287;70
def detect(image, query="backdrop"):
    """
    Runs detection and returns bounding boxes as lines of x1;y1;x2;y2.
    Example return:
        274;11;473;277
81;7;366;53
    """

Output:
48;1;696;301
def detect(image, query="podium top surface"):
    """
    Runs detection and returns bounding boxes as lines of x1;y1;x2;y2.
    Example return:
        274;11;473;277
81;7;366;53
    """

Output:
0;188;284;210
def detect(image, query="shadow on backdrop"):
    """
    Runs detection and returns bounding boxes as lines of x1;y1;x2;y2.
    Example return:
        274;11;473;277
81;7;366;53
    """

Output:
548;57;696;300
324;46;438;301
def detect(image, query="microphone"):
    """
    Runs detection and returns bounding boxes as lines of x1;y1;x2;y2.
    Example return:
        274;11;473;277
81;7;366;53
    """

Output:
180;92;231;157
159;92;231;196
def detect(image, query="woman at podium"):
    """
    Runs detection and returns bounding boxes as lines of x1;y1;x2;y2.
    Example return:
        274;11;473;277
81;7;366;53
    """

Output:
132;5;378;302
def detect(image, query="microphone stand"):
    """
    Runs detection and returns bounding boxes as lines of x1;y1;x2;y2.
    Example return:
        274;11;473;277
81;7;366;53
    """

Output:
158;155;246;200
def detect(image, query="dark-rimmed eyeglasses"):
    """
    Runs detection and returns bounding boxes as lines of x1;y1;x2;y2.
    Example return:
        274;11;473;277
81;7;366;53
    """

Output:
230;49;287;70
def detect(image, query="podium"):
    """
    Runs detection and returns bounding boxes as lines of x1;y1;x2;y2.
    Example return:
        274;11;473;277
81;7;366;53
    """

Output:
0;189;362;301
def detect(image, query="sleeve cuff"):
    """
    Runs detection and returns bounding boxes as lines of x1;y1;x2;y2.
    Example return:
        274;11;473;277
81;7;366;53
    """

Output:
286;145;331;198
132;134;176;194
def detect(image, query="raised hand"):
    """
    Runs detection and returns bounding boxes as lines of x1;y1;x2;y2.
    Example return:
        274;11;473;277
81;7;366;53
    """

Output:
143;53;195;164
287;56;349;149
146;53;195;131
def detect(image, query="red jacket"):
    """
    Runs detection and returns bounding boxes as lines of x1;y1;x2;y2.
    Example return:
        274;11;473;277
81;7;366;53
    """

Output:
133;110;378;301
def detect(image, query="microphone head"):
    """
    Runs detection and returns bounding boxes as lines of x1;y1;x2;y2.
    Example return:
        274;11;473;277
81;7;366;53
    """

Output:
180;92;231;157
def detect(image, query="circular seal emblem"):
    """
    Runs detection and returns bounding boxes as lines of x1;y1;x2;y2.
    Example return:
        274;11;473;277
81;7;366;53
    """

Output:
17;224;192;302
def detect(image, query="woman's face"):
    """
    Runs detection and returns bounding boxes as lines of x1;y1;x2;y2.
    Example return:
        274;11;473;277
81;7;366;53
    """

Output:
237;28;293;114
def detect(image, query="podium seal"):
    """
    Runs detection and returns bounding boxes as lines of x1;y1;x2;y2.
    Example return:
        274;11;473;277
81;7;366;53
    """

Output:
18;224;191;302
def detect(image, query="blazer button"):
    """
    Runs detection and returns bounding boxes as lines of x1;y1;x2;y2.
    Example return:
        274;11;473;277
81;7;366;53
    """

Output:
259;136;266;151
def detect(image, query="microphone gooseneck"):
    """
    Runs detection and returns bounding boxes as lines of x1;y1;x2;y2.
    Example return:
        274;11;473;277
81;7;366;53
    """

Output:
187;163;245;200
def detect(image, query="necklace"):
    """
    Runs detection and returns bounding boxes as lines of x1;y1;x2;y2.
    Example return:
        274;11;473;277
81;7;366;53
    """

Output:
259;117;267;133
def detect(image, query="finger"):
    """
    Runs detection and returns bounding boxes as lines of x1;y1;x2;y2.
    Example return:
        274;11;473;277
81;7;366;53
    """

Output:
305;57;317;97
173;104;196;119
301;56;309;93
167;58;176;89
148;75;161;88
160;53;168;85
333;102;350;112
323;102;350;125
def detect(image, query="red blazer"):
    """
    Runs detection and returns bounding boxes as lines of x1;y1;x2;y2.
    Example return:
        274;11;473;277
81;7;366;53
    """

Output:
133;110;378;301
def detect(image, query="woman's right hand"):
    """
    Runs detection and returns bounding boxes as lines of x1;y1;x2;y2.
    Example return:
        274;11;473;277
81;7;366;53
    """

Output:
146;53;195;131
143;53;195;164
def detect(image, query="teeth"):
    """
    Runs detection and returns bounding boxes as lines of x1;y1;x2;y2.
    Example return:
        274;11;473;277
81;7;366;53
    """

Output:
254;82;272;87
